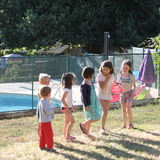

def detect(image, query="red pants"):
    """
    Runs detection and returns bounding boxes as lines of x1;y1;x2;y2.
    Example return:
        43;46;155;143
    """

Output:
39;121;54;149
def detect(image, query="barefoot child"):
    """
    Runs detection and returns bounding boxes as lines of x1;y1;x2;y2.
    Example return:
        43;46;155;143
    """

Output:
61;73;76;140
117;59;136;129
96;60;115;134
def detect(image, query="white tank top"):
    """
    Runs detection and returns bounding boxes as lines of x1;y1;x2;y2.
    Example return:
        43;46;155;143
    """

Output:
61;88;72;108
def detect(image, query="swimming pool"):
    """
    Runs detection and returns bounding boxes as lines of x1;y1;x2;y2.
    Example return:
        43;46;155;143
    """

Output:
0;93;61;112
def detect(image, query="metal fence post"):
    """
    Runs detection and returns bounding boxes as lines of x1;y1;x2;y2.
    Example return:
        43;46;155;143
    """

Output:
158;49;160;98
104;32;109;60
31;56;34;110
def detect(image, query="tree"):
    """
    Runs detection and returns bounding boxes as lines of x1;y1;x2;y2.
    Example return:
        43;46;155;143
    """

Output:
0;0;160;53
152;34;160;75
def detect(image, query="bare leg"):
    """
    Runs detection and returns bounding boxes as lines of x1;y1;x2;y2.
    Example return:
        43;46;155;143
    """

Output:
126;101;133;125
63;115;69;138
99;99;110;130
63;110;75;139
121;102;127;127
81;119;99;135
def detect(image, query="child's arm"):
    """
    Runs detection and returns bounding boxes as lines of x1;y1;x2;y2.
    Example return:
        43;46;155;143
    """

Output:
117;74;121;83
37;88;41;101
84;106;89;111
131;74;136;96
81;84;90;111
98;74;111;89
61;91;71;113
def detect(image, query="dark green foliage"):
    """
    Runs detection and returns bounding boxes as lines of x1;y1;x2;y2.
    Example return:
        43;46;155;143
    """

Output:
0;0;160;53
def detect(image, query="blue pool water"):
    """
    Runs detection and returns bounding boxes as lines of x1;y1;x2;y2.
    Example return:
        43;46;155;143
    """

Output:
0;94;61;112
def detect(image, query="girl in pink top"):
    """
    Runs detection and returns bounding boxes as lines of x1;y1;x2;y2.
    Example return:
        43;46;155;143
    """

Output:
96;60;115;135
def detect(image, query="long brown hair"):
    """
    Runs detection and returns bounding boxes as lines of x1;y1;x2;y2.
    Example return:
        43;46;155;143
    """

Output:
61;73;76;89
120;59;133;74
99;60;114;74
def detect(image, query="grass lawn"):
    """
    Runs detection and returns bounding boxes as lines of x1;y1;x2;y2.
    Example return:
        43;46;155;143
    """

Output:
0;104;160;160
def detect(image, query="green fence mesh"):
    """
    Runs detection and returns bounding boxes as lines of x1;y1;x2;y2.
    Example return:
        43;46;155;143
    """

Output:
0;53;159;112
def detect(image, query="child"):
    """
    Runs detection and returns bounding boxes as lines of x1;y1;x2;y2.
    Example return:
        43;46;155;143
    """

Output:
117;59;136;129
96;60;115;135
37;73;51;141
38;73;51;100
61;73;76;140
36;85;56;152
79;67;102;138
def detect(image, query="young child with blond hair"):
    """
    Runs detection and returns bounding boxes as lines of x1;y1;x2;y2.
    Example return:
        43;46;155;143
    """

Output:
36;85;56;152
37;73;51;141
38;73;51;100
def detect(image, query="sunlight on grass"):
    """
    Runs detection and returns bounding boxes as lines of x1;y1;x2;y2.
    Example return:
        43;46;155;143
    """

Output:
0;104;160;160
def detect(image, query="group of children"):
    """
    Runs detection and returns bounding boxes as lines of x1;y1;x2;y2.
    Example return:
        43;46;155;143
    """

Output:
36;59;136;152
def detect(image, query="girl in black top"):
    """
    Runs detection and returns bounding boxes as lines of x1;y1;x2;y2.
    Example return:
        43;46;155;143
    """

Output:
79;67;102;138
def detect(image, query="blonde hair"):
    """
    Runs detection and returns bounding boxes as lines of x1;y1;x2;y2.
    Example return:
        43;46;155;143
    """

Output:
39;85;51;97
39;73;51;81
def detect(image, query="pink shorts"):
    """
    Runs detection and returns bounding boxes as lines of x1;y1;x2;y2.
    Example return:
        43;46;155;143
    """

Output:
120;90;134;103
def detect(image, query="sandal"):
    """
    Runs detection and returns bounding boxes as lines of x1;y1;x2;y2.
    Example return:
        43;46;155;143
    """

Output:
128;124;134;129
65;135;76;141
120;126;126;129
100;129;108;135
70;135;76;139
79;123;87;134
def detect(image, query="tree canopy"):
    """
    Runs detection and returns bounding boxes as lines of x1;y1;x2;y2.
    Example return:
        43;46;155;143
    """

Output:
0;0;160;53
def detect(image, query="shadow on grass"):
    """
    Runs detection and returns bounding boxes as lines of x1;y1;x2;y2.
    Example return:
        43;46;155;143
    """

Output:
115;140;160;158
96;144;149;160
100;131;160;158
54;133;160;160
55;142;110;160
108;131;160;148
133;127;160;136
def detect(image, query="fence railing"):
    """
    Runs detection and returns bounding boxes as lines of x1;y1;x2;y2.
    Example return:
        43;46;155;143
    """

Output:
0;47;159;112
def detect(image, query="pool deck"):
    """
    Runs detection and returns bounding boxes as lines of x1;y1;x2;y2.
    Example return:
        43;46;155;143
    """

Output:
0;79;82;106
0;79;158;110
0;80;158;119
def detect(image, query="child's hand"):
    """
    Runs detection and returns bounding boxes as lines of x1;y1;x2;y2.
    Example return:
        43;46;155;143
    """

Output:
85;107;89;111
106;74;111;79
72;106;76;112
53;107;56;112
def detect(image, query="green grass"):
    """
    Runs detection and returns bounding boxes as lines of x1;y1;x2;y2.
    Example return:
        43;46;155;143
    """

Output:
0;104;160;160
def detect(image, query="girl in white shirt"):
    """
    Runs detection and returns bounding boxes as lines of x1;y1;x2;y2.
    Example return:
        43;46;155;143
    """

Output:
96;60;115;135
61;73;76;140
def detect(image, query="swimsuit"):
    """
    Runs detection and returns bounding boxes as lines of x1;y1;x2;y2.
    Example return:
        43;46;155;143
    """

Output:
120;74;132;84
120;90;134;103
120;74;133;103
61;107;72;111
